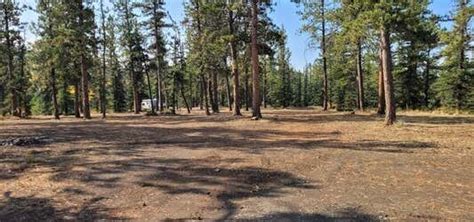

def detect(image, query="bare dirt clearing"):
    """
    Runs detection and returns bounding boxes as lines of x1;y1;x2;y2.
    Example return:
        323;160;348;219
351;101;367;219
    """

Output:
1;109;473;221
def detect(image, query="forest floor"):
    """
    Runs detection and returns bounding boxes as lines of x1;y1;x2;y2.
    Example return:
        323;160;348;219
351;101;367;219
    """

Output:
0;108;473;221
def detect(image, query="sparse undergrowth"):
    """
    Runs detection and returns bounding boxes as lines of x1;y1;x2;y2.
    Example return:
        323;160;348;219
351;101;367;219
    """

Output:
0;108;473;221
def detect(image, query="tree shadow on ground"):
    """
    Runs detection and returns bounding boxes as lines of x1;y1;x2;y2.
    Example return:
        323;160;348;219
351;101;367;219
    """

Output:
0;192;126;221
0;111;455;220
232;207;381;222
47;157;320;220
1;153;320;220
6;109;473;126
0;114;438;181
397;115;474;125
1;120;437;154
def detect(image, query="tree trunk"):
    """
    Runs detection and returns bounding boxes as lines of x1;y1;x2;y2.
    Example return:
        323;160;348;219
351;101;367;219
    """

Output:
145;66;156;114
303;71;309;106
199;79;203;110
380;27;396;125
80;52;91;120
201;74;211;115
153;1;164;113
155;60;163;112
19;44;27;117
0;85;4;114
211;71;219;113
189;73;193;110
250;0;261;119
123;0;139;114
245;71;249;111
131;73;140;115
180;83;191;114
171;73;177;115
74;80;81;118
195;0;210;115
225;71;232;111
377;44;385;115
51;68;60;120
356;39;364;111
228;9;241;115
457;0;468;109
100;0;107;118
424;48;431;107
321;0;329;111
62;81;68;115
79;0;91;119
262;57;267;108
3;7;18;117
208;79;214;112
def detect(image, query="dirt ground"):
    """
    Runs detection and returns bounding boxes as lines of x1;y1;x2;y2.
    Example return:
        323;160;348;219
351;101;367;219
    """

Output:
0;108;473;221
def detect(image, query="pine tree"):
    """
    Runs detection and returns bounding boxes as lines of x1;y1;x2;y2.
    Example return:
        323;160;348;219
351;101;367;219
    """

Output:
99;0;107;118
435;0;473;110
1;0;22;116
250;0;262;119
33;0;64;119
116;0;145;114
277;29;292;107
297;0;331;111
186;0;211;115
139;0;168;113
77;0;92;119
106;16;127;113
226;1;243;115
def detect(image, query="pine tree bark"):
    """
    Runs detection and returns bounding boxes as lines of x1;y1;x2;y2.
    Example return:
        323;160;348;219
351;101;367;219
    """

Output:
100;0;107;118
19;43;26;116
201;75;211;115
208;79;214;112
377;45;385;115
171;73;177;115
153;0;164;113
321;0;329;111
245;69;250;111
80;52;91;119
424;48;431;107
180;83;191;114
74;80;81;118
62;81;68;115
79;0;91;119
250;0;262;119
262;57;267;108
145;66;156;114
380;27;396;125
189;71;193;110
199;79;203;110
225;71;233;111
51;68;60;120
211;71;219;113
356;39;364;111
228;8;241;115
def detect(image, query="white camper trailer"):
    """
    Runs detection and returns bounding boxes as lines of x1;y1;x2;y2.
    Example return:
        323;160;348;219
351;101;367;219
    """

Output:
141;99;158;110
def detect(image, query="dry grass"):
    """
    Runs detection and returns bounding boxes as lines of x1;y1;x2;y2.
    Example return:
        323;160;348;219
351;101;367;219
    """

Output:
0;108;473;221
